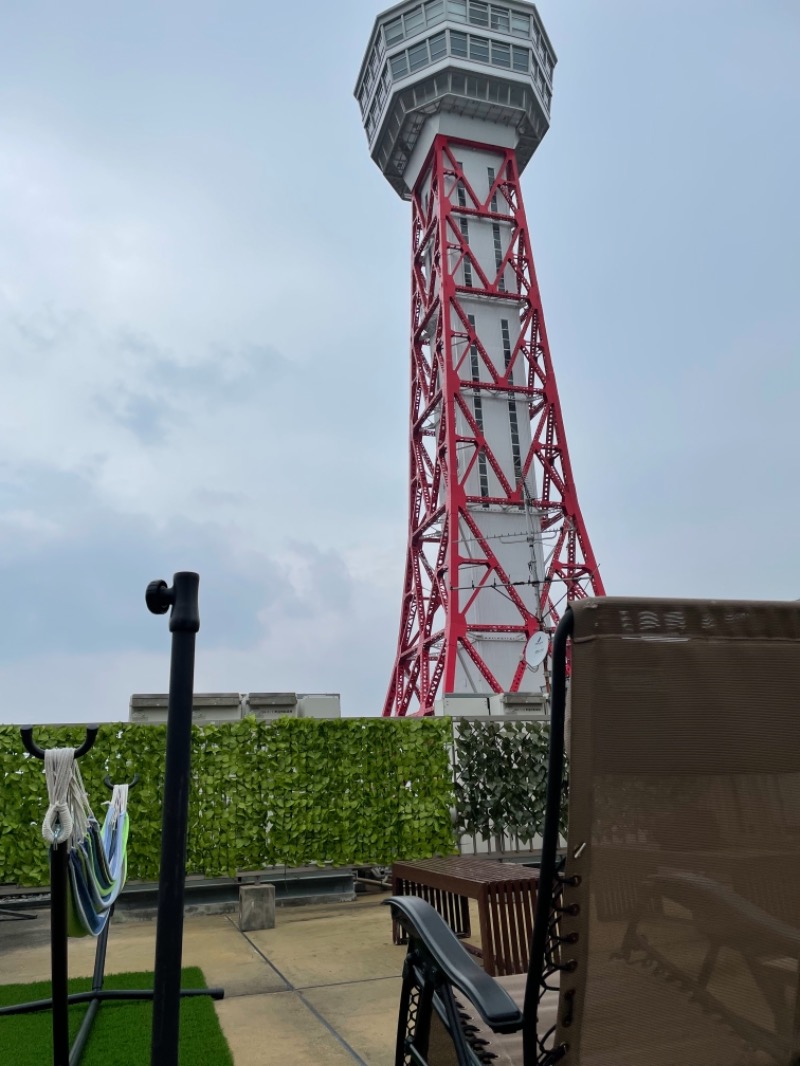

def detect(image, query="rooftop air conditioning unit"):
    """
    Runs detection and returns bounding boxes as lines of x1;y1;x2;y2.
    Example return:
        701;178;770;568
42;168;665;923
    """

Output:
129;692;243;725
295;693;341;719
487;692;549;720
434;694;491;718
245;692;298;721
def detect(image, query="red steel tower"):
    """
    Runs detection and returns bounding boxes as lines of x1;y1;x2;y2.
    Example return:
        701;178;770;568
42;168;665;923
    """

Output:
356;0;604;716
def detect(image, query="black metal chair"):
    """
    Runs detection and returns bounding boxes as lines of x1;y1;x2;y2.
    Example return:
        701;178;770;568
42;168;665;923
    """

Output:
387;598;800;1066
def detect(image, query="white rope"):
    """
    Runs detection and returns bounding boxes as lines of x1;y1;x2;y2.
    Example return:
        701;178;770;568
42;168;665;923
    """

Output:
42;748;92;848
70;761;91;844
42;748;74;846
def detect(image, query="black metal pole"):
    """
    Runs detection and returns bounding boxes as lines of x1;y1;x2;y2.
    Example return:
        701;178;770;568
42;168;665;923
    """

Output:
522;607;573;1066
68;910;112;1066
69;999;99;1066
147;572;200;1066
0;987;224;1018
50;841;70;1066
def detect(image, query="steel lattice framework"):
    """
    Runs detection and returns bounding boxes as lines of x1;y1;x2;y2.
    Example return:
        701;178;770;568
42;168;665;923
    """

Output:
383;134;604;717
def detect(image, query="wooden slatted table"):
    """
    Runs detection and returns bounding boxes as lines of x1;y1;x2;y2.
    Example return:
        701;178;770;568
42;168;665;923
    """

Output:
391;857;540;977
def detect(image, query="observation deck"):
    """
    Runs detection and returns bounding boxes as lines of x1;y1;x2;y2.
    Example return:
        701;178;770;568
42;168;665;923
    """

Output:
355;0;556;198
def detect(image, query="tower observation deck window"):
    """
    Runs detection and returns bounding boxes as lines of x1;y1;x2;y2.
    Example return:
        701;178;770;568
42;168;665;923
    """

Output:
469;36;490;63
468;2;489;28
447;0;467;23
405;6;425;35
487;80;508;105
409;41;428;71
378;21;539;91
466;74;488;99
512;46;529;72
490;6;510;32
425;0;445;25
491;40;510;67
429;31;447;61
385;17;404;45
511;12;530;37
450;30;468;58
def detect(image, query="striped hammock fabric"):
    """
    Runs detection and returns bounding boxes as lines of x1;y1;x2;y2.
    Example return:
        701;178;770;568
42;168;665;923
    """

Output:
67;788;129;938
42;748;129;939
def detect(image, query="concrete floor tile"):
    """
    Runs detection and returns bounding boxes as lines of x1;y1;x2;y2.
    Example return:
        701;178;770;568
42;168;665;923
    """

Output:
247;902;404;989
1;896;414;1064
303;977;402;1066
183;917;288;995
0;914;287;996
215;991;358;1066
0;917;156;985
276;895;390;926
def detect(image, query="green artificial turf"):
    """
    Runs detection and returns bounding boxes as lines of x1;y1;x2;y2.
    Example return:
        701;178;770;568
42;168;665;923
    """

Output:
0;967;234;1066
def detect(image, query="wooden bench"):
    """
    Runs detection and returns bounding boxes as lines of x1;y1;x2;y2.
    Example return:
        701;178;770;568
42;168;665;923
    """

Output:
391;857;540;976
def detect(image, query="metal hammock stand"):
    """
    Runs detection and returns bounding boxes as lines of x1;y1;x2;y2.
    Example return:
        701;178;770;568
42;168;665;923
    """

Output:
0;907;37;922
0;571;224;1066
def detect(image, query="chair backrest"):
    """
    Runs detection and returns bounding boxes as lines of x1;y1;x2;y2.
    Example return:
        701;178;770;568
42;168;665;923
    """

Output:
555;598;800;1066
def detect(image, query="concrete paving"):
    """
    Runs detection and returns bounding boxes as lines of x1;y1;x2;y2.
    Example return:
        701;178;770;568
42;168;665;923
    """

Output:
0;892;413;1065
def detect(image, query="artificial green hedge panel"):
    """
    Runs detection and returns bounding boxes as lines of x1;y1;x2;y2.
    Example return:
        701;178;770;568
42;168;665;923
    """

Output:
452;719;566;846
0;718;456;887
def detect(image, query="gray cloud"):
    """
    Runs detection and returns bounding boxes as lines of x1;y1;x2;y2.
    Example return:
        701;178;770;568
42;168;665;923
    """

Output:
107;392;171;446
0;467;299;660
286;541;355;614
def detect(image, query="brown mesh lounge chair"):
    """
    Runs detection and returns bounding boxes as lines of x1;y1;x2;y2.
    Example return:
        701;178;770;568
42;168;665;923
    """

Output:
388;598;800;1066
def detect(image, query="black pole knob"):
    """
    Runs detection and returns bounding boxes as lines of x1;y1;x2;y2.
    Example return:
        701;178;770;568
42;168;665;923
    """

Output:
146;573;199;633
146;580;172;615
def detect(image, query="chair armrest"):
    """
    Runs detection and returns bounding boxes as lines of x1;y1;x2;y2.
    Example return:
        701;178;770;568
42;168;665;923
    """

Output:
649;870;800;957
386;896;524;1034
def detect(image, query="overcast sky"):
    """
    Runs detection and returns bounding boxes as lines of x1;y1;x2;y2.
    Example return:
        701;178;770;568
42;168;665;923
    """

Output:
0;1;797;724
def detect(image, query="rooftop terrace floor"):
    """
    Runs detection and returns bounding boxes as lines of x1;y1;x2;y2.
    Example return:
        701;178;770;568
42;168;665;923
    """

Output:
0;891;436;1065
